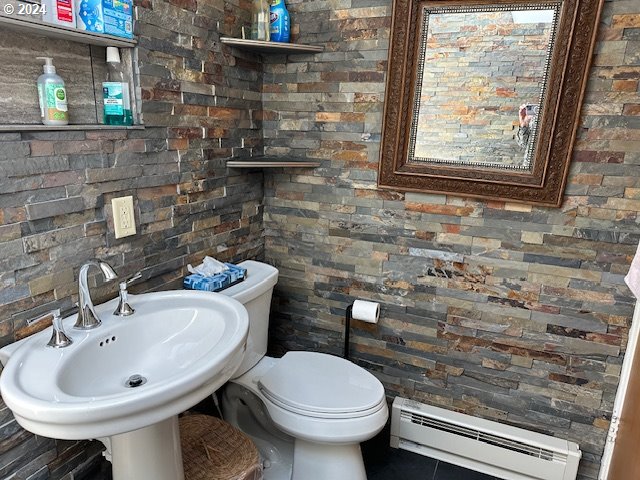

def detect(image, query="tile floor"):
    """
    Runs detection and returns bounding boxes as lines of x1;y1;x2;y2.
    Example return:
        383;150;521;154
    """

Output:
86;410;499;480
86;443;496;480
89;447;499;480
364;447;499;480
362;426;499;480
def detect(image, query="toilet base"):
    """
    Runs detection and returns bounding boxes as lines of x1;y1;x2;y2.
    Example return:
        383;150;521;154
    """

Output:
292;439;366;480
223;355;387;480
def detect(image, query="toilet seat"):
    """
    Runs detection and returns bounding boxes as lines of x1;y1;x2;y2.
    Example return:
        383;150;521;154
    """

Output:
229;354;389;444
258;351;386;419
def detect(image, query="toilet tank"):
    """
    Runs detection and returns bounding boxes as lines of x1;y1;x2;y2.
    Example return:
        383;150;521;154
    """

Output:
221;260;278;378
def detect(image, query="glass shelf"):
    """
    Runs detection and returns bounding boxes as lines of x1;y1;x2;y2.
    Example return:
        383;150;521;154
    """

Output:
220;37;323;54
0;14;136;48
0;124;144;132
226;156;321;168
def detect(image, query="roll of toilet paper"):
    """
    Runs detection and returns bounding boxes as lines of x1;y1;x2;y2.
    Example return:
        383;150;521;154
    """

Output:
352;300;380;324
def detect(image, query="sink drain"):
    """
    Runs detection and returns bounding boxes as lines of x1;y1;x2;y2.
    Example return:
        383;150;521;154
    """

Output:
125;374;147;388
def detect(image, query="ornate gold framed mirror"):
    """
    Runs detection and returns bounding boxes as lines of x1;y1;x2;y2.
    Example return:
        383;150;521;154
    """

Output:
378;0;604;206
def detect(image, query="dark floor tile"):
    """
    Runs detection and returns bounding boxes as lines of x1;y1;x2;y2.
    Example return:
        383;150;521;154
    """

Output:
434;460;497;480
362;421;496;480
366;448;438;480
362;423;437;480
72;457;111;480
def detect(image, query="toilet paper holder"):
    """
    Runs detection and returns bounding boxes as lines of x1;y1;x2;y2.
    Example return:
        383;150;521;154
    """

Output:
344;304;354;360
343;300;380;360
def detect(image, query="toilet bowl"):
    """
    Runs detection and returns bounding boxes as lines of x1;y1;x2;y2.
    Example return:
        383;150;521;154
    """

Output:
218;261;388;480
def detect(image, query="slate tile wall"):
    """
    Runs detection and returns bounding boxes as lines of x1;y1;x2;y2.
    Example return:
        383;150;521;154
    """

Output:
262;0;640;478
0;0;262;476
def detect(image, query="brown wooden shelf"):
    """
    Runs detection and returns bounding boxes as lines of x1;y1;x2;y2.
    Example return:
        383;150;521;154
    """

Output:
220;37;323;54
226;156;321;168
0;14;136;48
0;124;145;132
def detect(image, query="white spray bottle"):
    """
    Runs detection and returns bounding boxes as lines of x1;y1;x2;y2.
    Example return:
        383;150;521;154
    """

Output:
36;57;69;126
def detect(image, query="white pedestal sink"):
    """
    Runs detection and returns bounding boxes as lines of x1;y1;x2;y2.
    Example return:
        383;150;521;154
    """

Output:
0;290;249;480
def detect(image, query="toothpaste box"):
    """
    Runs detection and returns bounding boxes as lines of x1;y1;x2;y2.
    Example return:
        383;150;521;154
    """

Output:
42;0;77;29
102;0;133;39
76;0;104;33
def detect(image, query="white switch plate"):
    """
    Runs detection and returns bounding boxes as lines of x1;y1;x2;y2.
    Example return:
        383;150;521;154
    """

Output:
112;196;136;239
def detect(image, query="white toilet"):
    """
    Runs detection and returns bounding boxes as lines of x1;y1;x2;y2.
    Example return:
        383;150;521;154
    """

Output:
218;260;388;480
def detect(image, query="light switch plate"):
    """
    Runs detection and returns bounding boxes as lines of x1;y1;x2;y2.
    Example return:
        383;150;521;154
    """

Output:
112;196;136;239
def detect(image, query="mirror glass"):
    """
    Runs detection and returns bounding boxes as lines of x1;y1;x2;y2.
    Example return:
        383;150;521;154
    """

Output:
408;5;559;170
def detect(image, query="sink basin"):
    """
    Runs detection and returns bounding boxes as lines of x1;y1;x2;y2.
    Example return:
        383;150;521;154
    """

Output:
0;289;248;442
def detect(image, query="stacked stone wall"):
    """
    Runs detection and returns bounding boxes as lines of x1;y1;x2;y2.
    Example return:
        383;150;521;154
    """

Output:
262;1;640;478
0;0;263;476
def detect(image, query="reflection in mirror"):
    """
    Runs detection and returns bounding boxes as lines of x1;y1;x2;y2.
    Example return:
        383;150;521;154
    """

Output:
408;5;559;170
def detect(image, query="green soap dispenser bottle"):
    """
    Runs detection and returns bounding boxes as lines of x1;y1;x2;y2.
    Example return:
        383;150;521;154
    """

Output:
103;47;133;126
36;57;69;126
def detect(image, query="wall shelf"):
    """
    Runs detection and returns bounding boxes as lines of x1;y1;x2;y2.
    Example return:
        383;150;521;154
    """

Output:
0;3;142;132
226;156;321;168
220;37;323;54
0;124;145;132
0;14;136;48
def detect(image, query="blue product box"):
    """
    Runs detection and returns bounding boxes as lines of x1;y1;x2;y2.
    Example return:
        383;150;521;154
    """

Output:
183;273;229;292
76;0;104;33
224;263;247;284
102;0;133;39
184;263;247;292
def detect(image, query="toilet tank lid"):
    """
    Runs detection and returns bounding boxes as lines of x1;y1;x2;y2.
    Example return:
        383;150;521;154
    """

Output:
221;260;278;303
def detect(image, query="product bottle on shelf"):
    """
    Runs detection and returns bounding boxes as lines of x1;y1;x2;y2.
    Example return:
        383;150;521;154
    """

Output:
36;57;69;126
102;47;133;126
251;0;270;41
269;0;290;43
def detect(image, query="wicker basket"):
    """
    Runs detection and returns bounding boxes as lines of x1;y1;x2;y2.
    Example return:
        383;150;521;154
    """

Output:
179;414;263;480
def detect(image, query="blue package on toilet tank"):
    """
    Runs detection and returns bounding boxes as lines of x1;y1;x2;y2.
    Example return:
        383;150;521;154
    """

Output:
224;263;247;283
184;273;229;292
183;263;247;292
103;0;133;38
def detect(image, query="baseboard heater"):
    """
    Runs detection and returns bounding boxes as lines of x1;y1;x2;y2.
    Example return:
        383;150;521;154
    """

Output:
390;397;581;480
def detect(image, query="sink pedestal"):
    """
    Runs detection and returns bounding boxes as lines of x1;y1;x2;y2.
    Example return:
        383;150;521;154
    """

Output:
110;416;185;480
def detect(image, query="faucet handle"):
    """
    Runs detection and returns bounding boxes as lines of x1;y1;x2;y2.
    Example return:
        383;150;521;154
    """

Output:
26;309;52;328
124;271;142;287
48;309;73;348
28;309;73;348
114;272;141;317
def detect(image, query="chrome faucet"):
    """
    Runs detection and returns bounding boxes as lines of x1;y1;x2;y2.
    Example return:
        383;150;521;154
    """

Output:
74;259;118;329
28;308;73;348
114;271;142;316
